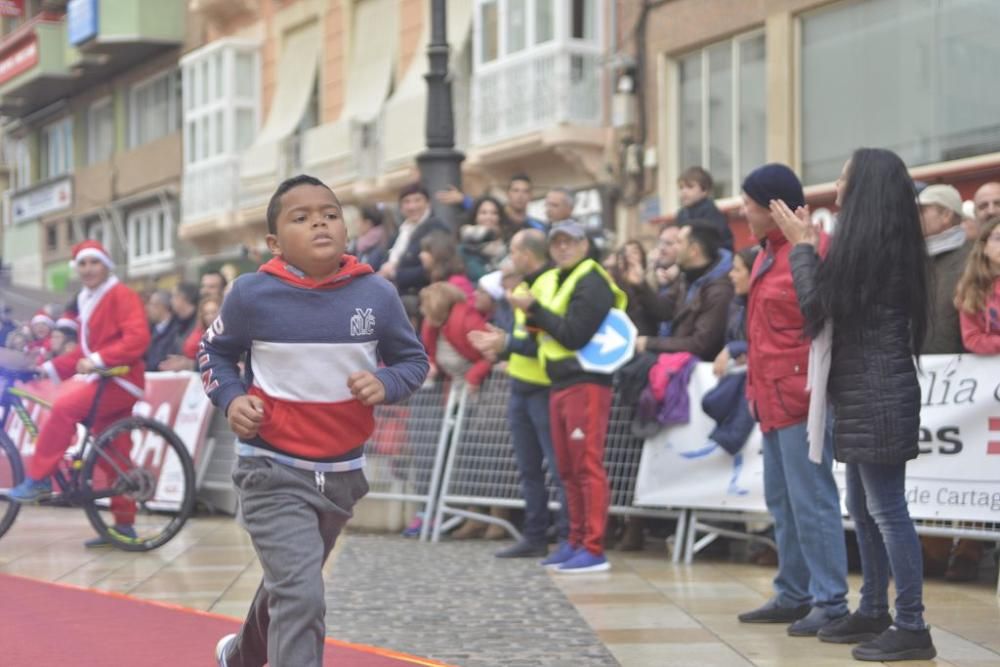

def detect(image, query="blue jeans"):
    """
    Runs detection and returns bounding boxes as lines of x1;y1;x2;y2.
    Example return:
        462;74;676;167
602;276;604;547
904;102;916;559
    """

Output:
762;421;848;614
845;461;926;630
508;387;569;544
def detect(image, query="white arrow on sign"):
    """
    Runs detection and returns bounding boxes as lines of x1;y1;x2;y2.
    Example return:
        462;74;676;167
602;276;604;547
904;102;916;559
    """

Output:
592;325;627;355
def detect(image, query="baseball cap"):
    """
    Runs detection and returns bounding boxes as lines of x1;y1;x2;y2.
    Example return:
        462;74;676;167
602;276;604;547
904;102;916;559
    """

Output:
548;220;587;241
918;184;964;218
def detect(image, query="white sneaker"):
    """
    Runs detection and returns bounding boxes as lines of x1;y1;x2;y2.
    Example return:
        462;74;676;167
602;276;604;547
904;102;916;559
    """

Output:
215;633;236;667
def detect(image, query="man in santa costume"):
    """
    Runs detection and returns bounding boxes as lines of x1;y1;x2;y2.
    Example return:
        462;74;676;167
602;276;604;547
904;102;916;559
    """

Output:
10;240;151;547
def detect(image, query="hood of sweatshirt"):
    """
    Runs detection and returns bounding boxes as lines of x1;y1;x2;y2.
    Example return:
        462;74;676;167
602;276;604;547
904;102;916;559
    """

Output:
258;254;373;290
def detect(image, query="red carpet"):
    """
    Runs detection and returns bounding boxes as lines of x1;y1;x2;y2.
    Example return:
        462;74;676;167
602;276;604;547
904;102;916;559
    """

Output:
0;574;450;666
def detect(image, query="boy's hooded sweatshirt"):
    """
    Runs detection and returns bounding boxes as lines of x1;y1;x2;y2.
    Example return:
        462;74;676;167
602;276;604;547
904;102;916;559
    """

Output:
200;255;429;462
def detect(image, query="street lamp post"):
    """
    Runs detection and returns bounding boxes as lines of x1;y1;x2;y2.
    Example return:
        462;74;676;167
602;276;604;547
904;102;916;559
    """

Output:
416;0;464;229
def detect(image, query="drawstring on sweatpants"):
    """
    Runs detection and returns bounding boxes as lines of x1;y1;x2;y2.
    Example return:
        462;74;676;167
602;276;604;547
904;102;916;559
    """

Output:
315;471;325;493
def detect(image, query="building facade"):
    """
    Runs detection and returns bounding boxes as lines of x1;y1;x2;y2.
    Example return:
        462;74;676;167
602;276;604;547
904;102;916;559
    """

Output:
0;0;197;292
179;0;615;262
616;0;1000;245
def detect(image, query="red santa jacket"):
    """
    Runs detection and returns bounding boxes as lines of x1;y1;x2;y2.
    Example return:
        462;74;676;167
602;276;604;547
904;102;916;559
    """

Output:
421;301;492;387
745;228;830;433
43;277;151;398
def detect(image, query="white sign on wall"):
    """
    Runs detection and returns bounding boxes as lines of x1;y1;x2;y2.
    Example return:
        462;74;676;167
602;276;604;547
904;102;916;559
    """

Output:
11;178;73;224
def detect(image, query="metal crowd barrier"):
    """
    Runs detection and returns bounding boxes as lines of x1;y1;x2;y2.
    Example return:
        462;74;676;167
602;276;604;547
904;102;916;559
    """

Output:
428;370;686;561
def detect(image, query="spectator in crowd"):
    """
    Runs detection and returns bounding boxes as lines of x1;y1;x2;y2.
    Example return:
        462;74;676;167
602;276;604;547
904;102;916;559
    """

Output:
508;221;626;573
956;218;1000;354
158;282;199;372
145;290;176;371
676;166;734;250
775;147;936;661
544;188;575;225
419;282;492;390
460;196;511;281
419;231;475;301
348;204;393;272
49;316;79;358
26;309;54;364
713;247;759;377
182;297;222;363
11;240;150;551
0;303;16;347
380;183;452;295
200;271;227;303
634;223;734;361
967;182;1000;240
736;164;849;637
5;329;28;352
918;184;983;581
650;223;682;335
469;228;569;559
918;184;972;355
436;173;547;233
609;240;659;336
474;269;514;331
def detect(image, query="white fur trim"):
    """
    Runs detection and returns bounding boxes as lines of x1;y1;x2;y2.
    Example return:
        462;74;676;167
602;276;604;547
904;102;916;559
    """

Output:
72;247;115;270
41;361;61;385
88;352;105;369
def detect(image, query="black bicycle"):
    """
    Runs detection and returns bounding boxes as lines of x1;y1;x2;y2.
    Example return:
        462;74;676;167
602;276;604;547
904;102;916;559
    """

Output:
0;361;196;551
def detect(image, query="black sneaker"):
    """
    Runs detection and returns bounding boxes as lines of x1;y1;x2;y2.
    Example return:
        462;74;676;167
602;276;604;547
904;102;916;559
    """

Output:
818;610;893;644
494;540;548;559
738;599;811;624
851;626;936;662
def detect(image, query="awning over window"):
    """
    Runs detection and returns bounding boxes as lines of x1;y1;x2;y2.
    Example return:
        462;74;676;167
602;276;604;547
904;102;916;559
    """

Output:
341;0;399;124
241;21;320;180
381;0;472;169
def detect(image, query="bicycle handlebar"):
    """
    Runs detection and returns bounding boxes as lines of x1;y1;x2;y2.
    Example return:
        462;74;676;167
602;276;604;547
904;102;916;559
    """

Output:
95;366;130;378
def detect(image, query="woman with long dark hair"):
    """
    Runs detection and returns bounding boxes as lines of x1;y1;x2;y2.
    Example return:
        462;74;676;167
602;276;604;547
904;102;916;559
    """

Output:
460;196;512;281
771;148;935;662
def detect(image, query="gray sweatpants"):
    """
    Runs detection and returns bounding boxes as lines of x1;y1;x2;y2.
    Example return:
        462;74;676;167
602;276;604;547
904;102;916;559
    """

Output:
224;456;369;667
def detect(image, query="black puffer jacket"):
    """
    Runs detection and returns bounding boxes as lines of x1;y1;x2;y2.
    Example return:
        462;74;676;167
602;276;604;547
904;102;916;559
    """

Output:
789;245;920;465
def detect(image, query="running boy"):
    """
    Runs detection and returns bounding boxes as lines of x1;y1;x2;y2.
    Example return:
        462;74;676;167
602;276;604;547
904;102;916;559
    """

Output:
202;175;428;667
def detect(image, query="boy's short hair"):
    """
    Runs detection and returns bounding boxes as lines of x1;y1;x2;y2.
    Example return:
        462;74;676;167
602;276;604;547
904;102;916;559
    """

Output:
679;166;714;193
266;174;337;235
398;181;429;202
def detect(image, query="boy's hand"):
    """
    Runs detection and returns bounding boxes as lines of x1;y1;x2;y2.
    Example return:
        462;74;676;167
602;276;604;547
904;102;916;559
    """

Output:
348;371;386;406
228;395;265;439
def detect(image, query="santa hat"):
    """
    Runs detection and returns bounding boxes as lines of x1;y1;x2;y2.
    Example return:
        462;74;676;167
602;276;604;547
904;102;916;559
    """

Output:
70;240;115;270
31;309;55;328
55;315;79;332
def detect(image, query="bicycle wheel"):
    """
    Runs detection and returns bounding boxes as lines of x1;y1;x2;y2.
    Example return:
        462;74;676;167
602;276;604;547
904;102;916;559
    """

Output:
0;431;24;540
81;416;196;552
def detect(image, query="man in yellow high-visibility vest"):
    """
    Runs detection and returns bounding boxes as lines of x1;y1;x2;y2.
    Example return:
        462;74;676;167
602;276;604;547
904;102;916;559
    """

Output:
507;221;626;574
470;229;569;559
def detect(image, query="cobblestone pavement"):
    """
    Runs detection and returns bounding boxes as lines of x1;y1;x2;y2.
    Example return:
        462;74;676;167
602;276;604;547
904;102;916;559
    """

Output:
325;533;619;667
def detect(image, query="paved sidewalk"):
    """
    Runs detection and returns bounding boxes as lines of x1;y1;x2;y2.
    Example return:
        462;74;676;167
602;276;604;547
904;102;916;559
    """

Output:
325;534;618;667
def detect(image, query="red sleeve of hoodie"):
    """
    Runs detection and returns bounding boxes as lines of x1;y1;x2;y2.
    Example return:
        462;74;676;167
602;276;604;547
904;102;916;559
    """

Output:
960;309;1000;354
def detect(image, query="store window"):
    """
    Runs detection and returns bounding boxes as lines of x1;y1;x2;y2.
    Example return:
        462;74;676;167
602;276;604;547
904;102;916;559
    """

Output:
801;0;1000;185
676;32;766;198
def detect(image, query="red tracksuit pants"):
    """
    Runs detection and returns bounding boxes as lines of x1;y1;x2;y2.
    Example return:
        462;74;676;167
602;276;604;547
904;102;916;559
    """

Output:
549;383;612;556
28;378;138;526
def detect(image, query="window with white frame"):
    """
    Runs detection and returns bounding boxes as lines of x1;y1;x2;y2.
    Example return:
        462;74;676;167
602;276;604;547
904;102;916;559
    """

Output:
800;0;1000;185
129;69;181;149
676;32;766;198
127;204;173;268
40;117;74;180
84;217;109;249
86;97;114;165
183;43;259;166
475;0;598;66
6;137;31;190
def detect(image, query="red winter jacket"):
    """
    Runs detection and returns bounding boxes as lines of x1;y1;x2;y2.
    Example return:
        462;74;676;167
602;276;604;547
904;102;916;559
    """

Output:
421;301;492;386
745;229;829;433
960;277;1000;355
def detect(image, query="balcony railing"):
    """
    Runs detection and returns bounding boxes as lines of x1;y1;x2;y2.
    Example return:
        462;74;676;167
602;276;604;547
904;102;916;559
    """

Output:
182;156;240;223
471;43;603;147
